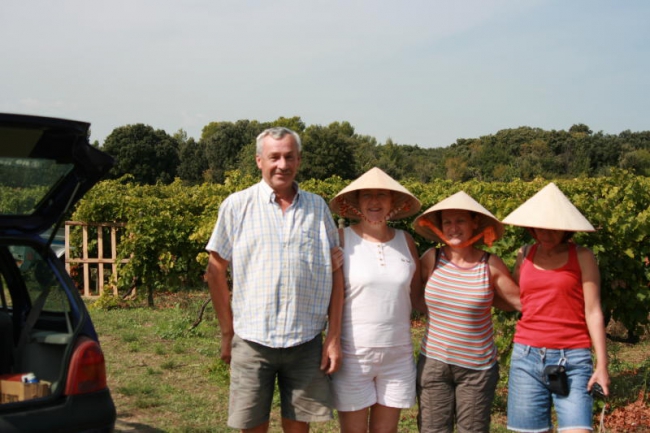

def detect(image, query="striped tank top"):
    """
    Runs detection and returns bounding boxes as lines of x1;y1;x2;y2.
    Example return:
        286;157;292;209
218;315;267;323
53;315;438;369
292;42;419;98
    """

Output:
419;249;496;370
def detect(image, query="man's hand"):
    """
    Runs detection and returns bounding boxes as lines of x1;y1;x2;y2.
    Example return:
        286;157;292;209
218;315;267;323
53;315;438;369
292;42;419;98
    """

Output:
220;333;234;364
206;251;235;365
320;334;342;375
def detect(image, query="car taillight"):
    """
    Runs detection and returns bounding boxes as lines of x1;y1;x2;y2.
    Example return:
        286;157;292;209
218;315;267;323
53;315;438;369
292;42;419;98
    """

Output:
64;337;108;395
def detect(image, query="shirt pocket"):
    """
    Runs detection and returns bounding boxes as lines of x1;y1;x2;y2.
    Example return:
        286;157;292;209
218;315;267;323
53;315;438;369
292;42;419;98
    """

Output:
295;228;318;265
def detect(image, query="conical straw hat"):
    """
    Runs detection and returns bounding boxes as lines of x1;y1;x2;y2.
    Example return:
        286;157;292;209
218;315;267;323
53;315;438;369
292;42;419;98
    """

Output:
413;191;504;245
330;167;421;220
502;182;595;232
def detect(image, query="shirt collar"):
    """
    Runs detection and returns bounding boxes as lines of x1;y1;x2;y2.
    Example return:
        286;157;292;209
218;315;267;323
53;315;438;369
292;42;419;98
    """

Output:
259;179;301;204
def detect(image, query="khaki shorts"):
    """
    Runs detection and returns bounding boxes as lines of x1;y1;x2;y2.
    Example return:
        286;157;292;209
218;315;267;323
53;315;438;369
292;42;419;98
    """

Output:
416;355;499;433
227;334;333;429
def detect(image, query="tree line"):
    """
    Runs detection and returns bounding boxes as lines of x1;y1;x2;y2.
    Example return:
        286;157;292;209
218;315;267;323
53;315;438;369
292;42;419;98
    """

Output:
98;117;650;185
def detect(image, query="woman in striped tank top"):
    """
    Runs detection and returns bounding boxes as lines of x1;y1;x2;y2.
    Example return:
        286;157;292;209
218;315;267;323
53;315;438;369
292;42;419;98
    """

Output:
412;191;521;433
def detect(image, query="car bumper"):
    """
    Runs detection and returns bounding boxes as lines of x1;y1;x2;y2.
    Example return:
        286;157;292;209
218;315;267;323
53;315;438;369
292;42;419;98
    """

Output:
0;388;116;433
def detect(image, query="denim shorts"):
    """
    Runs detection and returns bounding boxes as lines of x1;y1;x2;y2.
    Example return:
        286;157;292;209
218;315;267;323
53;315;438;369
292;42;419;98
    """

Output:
227;334;333;429
507;343;594;432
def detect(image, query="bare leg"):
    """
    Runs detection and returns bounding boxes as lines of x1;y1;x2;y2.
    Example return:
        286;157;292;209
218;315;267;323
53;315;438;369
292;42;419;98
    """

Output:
281;418;310;433
369;404;401;433
242;421;269;433
339;407;370;433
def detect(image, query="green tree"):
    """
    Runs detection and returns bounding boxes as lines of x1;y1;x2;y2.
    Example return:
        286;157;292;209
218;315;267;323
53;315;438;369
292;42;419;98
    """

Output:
203;120;264;183
234;142;258;178
568;123;592;135
414;146;447;182
177;137;207;185
376;139;406;179
518;139;554;180
299;122;357;181
102;124;179;185
270;116;306;133
620;149;650;176
351;135;380;177
445;156;470;181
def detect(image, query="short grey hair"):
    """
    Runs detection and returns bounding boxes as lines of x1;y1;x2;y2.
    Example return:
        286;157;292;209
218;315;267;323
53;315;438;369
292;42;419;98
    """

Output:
256;127;302;155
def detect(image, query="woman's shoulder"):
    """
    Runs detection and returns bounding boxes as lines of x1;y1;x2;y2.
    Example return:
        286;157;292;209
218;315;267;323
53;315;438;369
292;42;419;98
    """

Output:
487;251;506;266
394;227;412;239
420;245;436;257
572;243;591;251
510;243;536;262
574;243;596;261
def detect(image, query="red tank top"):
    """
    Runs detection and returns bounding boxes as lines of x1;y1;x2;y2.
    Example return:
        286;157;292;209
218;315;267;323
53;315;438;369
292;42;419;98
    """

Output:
514;243;591;349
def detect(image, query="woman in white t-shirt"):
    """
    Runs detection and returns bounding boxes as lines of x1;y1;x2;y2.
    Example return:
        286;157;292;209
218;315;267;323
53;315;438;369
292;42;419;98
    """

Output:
329;167;422;433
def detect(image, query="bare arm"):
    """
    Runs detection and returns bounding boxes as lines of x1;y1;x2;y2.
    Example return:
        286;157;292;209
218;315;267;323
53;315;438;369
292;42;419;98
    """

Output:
415;248;437;314
206;251;234;364
321;267;344;374
578;246;610;396
512;246;526;284
330;229;345;272
331;246;343;272
330;228;345;272
404;232;423;315
489;255;521;312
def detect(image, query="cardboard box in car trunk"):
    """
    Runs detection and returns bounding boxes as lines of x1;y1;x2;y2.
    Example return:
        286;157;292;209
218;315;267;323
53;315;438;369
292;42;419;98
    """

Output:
0;374;51;403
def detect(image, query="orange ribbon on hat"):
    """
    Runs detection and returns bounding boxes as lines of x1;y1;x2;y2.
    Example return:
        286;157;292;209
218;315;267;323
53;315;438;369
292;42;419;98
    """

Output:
417;218;497;248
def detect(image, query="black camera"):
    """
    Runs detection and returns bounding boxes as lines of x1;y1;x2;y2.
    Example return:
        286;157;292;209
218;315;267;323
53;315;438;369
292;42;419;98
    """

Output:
544;364;569;396
590;382;606;399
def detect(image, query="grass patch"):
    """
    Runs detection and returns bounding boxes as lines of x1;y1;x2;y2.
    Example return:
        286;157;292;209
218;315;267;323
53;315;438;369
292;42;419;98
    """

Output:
90;291;649;432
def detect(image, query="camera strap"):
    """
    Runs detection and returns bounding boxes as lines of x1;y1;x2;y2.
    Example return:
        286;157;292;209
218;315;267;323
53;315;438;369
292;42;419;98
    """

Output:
594;385;607;433
597;404;606;433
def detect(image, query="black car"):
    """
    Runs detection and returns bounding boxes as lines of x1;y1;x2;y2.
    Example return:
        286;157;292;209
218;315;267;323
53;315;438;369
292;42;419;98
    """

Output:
0;113;116;432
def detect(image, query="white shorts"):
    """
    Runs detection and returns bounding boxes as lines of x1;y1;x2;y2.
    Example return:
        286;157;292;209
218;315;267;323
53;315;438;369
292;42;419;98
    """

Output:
331;344;416;411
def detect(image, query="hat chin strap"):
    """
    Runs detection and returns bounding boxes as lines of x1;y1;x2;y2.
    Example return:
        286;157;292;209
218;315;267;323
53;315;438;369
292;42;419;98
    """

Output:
417;218;497;248
336;197;410;224
364;218;387;225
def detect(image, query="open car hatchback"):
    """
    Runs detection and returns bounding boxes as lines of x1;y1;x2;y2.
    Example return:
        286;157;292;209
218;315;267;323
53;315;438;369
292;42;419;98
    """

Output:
0;113;116;432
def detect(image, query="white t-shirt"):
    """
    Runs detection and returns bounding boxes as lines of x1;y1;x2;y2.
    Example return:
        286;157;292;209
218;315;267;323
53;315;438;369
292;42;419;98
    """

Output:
340;226;416;348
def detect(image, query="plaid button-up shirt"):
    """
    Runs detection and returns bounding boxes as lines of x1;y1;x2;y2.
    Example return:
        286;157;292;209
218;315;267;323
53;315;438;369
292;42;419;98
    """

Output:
206;180;339;348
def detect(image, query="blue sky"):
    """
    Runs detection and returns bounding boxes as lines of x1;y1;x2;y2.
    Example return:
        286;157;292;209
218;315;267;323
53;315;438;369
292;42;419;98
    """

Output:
2;1;649;148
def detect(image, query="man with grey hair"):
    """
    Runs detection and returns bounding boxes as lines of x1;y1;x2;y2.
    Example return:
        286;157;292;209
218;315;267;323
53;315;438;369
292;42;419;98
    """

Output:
206;127;344;432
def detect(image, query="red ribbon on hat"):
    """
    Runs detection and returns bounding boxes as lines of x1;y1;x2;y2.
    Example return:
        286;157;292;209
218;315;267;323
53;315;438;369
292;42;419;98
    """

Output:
417;218;497;248
336;197;410;224
335;197;367;221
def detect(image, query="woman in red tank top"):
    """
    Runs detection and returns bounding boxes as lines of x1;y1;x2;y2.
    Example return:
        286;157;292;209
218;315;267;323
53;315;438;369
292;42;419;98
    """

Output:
502;183;610;433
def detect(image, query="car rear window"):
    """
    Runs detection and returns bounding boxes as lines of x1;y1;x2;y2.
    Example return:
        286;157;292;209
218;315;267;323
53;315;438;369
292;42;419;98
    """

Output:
0;157;73;216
